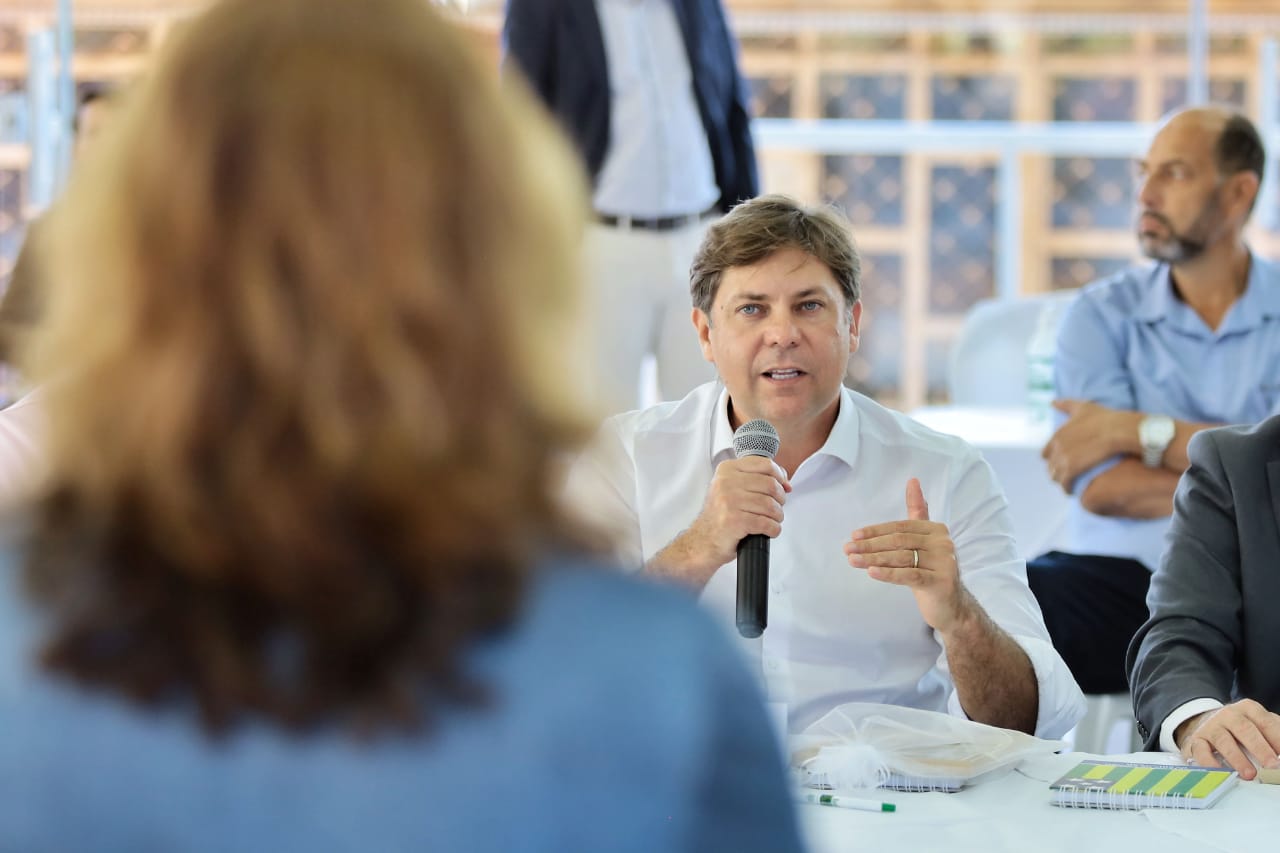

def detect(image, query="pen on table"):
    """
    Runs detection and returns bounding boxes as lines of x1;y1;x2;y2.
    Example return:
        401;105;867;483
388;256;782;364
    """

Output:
797;792;896;813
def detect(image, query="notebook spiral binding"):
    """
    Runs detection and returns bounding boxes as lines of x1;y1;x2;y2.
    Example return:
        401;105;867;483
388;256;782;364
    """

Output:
1052;785;1197;810
1047;760;1238;810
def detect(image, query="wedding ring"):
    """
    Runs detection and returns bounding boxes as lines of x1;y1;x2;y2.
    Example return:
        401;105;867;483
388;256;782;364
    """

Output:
912;549;919;569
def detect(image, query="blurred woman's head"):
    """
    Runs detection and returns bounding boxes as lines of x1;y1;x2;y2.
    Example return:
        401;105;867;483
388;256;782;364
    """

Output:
27;0;594;732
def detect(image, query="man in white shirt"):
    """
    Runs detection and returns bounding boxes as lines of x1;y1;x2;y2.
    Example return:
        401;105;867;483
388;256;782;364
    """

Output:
503;0;757;411
0;389;43;508
572;195;1085;738
0;90;113;509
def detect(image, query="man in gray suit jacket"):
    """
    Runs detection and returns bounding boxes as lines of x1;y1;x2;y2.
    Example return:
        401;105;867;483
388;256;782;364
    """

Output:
1127;417;1280;780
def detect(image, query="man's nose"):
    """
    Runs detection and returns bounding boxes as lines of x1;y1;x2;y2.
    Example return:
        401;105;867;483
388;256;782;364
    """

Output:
763;313;800;346
1137;176;1159;210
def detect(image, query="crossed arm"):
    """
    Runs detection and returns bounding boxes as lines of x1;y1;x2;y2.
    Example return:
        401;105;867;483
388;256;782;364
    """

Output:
1041;399;1220;517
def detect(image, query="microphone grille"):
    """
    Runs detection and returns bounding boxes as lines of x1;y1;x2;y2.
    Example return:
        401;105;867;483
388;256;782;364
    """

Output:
733;419;780;459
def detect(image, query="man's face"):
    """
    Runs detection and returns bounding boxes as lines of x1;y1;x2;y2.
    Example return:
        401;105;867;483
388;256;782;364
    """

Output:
693;246;861;434
1134;114;1227;263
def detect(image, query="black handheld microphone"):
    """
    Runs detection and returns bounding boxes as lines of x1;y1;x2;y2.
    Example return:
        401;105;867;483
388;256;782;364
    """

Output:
732;419;780;639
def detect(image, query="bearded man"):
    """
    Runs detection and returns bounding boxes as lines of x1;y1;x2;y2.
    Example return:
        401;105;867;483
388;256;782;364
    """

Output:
1029;105;1280;700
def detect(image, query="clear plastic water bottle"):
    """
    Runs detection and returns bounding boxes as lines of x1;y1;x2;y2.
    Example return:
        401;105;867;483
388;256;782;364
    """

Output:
1026;300;1062;423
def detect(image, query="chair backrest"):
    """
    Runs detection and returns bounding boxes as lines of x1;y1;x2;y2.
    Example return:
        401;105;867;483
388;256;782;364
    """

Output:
947;290;1079;407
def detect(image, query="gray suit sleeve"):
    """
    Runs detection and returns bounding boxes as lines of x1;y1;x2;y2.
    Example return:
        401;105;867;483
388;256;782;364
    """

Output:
1126;428;1243;750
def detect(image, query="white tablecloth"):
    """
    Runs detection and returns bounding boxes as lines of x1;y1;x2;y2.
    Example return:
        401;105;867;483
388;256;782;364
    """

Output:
800;751;1279;853
909;405;1069;560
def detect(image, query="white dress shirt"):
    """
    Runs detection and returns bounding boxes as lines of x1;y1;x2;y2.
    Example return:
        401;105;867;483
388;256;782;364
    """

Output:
570;381;1086;739
0;388;44;510
1159;697;1224;754
593;0;719;218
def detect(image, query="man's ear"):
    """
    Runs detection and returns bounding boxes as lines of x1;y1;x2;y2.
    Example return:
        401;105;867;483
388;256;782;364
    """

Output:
1228;170;1260;221
692;308;715;363
847;300;863;356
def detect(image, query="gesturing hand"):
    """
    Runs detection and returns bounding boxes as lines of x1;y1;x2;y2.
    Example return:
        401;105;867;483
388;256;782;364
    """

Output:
843;477;975;634
1176;699;1280;780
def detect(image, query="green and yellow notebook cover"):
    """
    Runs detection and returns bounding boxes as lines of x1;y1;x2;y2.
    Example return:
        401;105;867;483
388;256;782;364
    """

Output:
1049;759;1238;810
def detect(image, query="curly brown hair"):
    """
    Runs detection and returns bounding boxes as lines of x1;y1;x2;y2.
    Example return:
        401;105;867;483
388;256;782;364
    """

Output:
22;0;599;734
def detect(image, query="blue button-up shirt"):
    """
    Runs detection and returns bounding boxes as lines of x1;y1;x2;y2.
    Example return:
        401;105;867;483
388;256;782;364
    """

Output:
1054;253;1280;571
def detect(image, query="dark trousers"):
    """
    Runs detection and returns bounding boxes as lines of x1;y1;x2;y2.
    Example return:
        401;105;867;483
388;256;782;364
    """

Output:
1025;551;1151;695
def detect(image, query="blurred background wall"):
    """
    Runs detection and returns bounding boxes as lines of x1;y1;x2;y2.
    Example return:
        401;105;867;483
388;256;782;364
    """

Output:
3;0;1279;410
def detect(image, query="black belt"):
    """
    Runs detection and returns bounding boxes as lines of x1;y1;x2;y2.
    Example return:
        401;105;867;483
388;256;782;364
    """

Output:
595;207;717;232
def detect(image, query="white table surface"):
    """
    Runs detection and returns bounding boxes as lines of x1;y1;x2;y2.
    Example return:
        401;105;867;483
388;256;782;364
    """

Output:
799;751;1279;853
909;405;1070;560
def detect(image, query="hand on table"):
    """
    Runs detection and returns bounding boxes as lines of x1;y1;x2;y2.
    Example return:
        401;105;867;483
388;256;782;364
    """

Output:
1175;699;1280;780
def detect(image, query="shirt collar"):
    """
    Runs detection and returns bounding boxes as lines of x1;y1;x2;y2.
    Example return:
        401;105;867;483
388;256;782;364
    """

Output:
1218;253;1280;334
1134;263;1178;322
710;387;736;461
815;387;861;469
1136;252;1280;333
710;386;861;470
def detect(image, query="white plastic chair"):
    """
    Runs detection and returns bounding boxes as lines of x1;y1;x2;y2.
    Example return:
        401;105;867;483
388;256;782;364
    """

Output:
1069;692;1143;755
948;290;1078;406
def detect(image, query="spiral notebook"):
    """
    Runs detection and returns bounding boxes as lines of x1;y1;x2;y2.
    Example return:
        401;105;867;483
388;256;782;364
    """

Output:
801;768;969;793
799;763;969;793
1049;759;1238;810
878;770;967;793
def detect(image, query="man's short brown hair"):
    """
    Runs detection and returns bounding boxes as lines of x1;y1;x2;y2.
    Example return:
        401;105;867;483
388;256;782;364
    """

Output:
690;194;861;318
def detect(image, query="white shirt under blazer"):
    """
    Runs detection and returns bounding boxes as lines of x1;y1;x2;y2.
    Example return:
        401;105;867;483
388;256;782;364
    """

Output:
593;0;719;219
570;381;1086;739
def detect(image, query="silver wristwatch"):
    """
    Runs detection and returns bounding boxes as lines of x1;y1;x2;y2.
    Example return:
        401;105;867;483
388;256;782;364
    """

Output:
1139;414;1176;468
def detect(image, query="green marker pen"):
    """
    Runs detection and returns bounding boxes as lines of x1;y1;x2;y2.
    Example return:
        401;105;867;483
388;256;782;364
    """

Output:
797;792;896;813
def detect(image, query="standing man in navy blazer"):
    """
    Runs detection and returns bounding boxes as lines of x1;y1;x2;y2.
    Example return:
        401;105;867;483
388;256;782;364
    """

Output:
504;0;758;411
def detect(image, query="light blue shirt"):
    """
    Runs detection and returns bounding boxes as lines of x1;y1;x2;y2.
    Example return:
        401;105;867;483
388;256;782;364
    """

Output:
1054;253;1280;571
593;0;719;217
0;553;802;852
